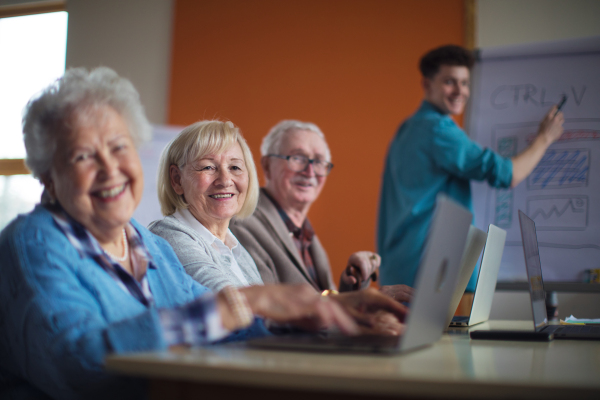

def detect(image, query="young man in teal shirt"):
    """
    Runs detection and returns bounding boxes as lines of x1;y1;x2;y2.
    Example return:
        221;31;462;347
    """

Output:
377;45;564;288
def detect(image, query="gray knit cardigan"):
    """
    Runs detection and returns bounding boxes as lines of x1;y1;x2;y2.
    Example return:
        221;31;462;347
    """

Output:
148;215;263;292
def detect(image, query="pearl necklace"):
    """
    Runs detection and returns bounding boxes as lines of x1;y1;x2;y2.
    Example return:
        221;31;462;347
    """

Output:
102;228;129;262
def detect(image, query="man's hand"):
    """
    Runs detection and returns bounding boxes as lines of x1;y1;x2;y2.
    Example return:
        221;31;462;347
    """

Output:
357;310;405;336
330;288;408;336
511;105;565;187
537;105;565;145
379;284;413;303
340;251;381;290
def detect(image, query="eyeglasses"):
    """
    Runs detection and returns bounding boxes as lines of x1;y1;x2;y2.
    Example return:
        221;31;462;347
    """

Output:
267;154;334;177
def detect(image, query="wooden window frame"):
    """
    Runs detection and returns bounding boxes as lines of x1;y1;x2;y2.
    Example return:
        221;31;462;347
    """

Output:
0;159;30;176
464;0;477;50
0;0;66;176
0;0;65;19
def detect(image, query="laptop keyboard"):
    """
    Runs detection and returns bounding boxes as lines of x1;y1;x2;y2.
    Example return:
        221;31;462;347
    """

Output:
249;334;402;353
452;316;470;323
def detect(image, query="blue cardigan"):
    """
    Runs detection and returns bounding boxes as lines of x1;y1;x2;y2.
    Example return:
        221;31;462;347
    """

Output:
0;205;267;400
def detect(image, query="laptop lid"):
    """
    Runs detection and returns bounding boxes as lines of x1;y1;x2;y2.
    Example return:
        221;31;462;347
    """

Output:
468;224;507;325
400;196;472;351
518;210;549;331
443;225;487;328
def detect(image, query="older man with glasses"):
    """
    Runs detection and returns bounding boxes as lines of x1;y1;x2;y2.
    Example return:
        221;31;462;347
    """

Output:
231;120;411;301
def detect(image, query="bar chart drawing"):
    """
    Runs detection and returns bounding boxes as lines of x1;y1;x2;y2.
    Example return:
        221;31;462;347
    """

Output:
527;148;590;190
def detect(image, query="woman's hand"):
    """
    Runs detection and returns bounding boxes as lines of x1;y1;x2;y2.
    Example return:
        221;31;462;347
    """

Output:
217;285;409;336
233;284;360;334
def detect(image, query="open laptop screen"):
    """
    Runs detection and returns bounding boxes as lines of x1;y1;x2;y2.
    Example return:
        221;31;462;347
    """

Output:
518;211;547;329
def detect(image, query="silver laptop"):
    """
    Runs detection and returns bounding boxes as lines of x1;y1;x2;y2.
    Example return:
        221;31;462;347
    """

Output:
248;195;473;353
472;211;600;341
449;224;507;327
443;225;487;328
516;210;600;340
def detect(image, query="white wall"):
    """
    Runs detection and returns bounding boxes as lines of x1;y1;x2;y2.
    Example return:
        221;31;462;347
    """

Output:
65;0;173;125
477;0;600;48
490;291;600;321
477;0;600;320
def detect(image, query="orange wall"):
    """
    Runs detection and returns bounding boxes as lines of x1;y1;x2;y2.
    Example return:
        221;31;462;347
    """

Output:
168;0;465;283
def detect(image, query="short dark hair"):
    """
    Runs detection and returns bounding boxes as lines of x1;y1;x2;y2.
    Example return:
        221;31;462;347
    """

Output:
419;45;475;79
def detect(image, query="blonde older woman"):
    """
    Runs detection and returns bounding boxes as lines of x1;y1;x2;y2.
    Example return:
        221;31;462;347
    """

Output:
0;68;406;400
150;121;407;336
149;121;262;291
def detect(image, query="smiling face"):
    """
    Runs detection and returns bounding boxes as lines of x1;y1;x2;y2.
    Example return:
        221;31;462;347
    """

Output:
46;105;144;241
264;129;328;213
423;65;470;115
170;142;248;231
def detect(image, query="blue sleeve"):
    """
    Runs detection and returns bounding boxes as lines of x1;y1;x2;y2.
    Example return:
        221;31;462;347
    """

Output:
148;230;213;299
431;118;513;188
0;220;159;400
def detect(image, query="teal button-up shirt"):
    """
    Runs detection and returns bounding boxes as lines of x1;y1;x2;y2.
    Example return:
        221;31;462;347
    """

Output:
377;101;512;288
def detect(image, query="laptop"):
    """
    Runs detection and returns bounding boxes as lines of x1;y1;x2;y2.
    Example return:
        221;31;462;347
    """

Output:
471;210;600;341
518;210;600;339
248;195;473;353
443;225;487;328
449;224;507;327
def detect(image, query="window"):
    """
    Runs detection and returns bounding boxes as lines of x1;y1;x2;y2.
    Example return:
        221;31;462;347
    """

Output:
0;1;67;229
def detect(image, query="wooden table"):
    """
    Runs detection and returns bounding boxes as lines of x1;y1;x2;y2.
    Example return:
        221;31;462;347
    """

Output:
106;320;600;399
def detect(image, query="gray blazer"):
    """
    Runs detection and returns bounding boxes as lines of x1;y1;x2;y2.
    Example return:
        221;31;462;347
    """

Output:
230;189;337;292
148;215;263;292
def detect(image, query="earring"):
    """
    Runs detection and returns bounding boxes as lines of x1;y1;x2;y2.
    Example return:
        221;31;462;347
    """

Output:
41;187;56;205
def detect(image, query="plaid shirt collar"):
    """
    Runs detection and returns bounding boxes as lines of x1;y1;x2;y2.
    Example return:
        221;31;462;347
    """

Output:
48;203;156;307
263;190;315;241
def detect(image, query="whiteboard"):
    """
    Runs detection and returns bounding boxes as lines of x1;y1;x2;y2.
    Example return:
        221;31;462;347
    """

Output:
467;36;600;283
132;125;183;228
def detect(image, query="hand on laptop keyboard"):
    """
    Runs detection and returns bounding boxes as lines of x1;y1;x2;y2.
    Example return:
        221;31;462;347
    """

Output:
379;284;414;303
331;288;409;336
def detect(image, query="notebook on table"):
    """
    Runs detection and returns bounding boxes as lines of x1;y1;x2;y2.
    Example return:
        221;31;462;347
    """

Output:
248;195;473;354
449;224;507;327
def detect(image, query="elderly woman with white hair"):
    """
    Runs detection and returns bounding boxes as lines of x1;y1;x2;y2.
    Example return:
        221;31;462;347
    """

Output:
0;68;407;400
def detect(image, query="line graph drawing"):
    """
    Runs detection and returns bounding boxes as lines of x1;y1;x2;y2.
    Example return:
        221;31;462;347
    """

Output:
526;195;588;231
527;148;590;190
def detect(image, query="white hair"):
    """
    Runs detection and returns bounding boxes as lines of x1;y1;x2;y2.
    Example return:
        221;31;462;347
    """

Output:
260;120;331;161
22;67;152;181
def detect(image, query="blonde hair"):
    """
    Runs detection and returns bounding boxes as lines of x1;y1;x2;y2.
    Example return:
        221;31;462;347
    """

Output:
157;120;259;218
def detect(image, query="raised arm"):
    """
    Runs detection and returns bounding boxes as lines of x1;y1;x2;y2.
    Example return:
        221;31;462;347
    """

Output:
510;106;565;187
